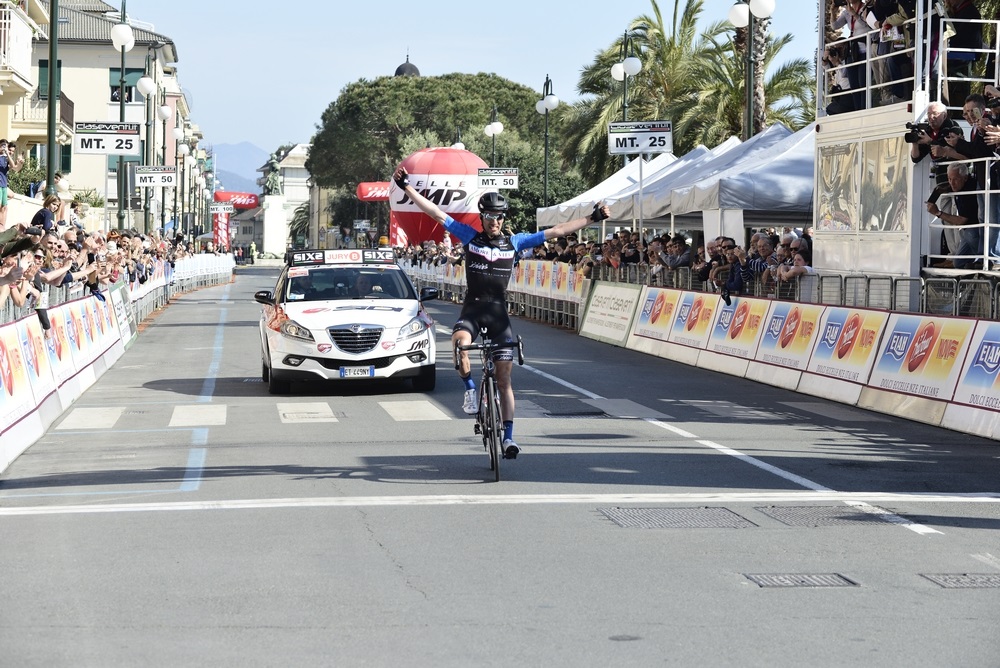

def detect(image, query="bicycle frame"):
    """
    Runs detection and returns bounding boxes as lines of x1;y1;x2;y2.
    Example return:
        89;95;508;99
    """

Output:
455;329;524;481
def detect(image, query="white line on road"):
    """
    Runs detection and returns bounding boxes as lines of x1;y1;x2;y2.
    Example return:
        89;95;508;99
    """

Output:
0;491;997;517
55;407;124;430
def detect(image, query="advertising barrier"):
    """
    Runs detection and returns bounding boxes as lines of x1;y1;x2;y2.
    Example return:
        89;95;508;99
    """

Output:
609;282;999;440
0;254;234;472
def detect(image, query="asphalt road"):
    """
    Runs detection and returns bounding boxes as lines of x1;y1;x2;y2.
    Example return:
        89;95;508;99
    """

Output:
1;267;998;667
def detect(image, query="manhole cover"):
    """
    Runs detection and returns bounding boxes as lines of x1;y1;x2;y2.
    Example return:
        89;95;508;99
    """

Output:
755;505;899;527
921;574;1000;589
744;573;859;588
599;507;757;529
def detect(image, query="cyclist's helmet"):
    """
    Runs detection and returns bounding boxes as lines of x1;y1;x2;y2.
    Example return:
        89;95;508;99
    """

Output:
478;192;508;214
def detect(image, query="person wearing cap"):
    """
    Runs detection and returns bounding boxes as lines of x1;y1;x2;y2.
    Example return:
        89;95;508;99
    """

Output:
393;164;609;461
0;138;24;233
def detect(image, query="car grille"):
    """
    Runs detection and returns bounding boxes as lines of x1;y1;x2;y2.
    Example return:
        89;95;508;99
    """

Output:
328;325;384;353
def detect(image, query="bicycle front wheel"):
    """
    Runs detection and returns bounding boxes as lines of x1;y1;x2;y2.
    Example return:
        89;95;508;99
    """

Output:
483;376;501;481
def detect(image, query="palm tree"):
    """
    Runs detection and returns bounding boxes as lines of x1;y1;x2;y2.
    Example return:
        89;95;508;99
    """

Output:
289;201;310;246
560;0;815;187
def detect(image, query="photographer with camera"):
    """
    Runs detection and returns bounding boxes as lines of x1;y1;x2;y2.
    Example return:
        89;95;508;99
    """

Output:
935;94;1000;268
823;45;855;115
909;101;962;203
927;162;979;269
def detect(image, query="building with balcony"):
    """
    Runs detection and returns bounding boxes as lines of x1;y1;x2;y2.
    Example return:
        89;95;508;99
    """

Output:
27;1;192;232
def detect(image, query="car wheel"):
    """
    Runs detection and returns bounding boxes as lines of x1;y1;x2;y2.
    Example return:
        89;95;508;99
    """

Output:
268;371;291;395
412;365;436;392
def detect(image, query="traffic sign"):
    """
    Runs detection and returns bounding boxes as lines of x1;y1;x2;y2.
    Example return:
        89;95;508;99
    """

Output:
74;122;142;156
477;168;519;190
135;166;176;188
608;121;673;155
209;203;235;214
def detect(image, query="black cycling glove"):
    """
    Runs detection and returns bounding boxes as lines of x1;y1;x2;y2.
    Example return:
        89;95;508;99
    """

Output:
394;169;409;190
589;203;609;223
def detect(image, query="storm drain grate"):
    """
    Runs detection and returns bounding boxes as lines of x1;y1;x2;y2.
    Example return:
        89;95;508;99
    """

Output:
755;505;900;527
244;378;263;383
544;410;607;418
745;573;859;588
921;574;1000;589
599;507;757;529
121;410;148;415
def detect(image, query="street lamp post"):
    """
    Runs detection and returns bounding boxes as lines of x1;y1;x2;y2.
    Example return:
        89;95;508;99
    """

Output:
483;105;504;167
137;75;155;233
110;3;135;231
177;141;189;242
611;31;643;166
728;0;775;141
535;75;558;211
136;42;165;234
157;102;172;234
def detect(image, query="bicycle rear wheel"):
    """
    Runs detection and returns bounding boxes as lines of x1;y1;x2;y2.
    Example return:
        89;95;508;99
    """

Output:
483;376;501;481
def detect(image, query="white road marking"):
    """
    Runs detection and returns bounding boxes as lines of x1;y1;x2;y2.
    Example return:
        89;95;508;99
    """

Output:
680;400;775;421
55;407;124;430
169;404;227;427
780;401;889;422
277;402;338;424
521;363;604;400
694;438;834;492
583;399;669;419
646;419;698;439
971;553;1000;571
379;400;450;421
844;500;942;535
1;491;998;516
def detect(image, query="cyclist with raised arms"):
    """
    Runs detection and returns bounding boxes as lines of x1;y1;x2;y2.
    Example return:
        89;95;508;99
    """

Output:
393;165;609;459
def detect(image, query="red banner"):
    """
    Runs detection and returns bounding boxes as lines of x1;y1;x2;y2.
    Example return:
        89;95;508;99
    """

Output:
357;182;391;202
213;191;259;209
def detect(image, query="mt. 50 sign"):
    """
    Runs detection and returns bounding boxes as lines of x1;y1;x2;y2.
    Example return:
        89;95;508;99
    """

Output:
74;122;141;156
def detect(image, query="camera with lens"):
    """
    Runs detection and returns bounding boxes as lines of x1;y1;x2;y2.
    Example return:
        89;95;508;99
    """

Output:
986;97;1000;109
903;121;933;144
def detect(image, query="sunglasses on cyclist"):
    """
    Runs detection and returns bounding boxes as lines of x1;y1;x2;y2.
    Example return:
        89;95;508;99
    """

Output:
482;213;504;222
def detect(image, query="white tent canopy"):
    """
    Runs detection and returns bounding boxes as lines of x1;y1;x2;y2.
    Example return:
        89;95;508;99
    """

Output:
639;124;794;221
668;122;815;216
535;152;675;228
604;142;724;221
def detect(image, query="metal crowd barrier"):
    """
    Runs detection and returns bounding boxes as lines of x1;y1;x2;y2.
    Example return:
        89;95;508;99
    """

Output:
407;259;1000;331
1;258;235;329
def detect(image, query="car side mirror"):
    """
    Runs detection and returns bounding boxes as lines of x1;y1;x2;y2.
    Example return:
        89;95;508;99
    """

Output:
419;287;438;302
254;290;274;305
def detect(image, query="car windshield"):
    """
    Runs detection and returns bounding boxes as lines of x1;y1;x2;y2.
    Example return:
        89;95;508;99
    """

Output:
283;266;415;301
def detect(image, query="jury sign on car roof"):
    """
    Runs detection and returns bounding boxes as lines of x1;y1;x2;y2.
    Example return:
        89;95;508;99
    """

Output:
289;249;396;267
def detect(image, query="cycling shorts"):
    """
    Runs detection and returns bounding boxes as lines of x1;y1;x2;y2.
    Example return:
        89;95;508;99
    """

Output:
453;298;515;362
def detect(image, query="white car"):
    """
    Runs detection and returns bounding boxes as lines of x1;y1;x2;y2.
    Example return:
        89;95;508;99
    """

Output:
254;249;438;394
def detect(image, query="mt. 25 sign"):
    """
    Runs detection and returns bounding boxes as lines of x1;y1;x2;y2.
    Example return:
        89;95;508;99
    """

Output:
607;121;673;155
74;122;141;156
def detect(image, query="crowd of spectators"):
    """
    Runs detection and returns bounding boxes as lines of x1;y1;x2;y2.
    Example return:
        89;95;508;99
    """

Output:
0;206;222;334
397;224;817;300
823;0;985;116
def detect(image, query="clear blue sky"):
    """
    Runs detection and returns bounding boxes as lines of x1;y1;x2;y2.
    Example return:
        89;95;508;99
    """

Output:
135;0;817;153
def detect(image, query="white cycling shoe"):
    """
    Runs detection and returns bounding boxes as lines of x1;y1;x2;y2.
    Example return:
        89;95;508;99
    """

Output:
462;388;478;415
502;439;520;459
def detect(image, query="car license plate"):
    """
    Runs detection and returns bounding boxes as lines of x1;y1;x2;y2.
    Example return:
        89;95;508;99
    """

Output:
340;366;375;378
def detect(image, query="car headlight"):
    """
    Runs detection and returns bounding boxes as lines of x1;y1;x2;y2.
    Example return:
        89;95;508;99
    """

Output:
397;316;429;340
280;319;315;342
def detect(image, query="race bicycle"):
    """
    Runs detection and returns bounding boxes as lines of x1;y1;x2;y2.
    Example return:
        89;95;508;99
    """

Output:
455;329;524;481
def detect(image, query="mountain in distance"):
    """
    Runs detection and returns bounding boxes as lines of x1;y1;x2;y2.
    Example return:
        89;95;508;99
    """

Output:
213;142;268;195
